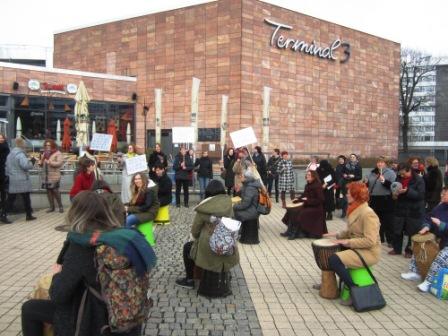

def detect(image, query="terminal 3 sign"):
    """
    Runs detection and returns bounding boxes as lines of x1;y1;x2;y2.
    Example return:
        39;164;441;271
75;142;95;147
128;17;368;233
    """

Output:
265;18;351;63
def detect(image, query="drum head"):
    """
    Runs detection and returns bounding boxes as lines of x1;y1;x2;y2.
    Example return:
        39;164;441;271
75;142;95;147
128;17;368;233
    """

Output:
412;233;436;243
312;238;339;247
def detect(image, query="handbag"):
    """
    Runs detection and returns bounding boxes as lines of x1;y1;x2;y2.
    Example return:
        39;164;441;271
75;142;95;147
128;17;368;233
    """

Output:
349;250;386;312
209;216;240;256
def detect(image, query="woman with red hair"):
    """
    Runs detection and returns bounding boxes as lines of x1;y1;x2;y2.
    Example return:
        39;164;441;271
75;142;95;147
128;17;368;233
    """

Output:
324;182;381;299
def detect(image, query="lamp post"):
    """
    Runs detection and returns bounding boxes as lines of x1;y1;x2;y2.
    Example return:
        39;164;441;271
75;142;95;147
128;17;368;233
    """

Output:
143;104;149;150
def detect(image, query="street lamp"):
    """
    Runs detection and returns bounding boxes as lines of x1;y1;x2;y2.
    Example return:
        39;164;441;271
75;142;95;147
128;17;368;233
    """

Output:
143;105;149;150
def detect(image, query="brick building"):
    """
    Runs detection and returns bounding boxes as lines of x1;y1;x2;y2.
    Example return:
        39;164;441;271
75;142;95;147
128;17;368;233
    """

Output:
1;0;400;158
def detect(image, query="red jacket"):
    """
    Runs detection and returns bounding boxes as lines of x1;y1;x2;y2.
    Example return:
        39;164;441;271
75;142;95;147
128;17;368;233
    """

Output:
69;171;94;198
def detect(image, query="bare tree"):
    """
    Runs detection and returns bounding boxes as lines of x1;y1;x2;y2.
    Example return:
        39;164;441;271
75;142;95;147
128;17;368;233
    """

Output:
400;49;438;153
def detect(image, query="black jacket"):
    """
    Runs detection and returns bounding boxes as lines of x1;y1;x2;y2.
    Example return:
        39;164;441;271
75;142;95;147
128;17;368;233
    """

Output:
252;153;267;180
335;163;345;185
148;151;168;170
223;155;235;188
50;242;139;336
267;156;281;177
0;142;10;183
173;153;194;181
424;166;443;204
394;173;425;219
342;162;362;182
194;157;213;179
154;173;173;206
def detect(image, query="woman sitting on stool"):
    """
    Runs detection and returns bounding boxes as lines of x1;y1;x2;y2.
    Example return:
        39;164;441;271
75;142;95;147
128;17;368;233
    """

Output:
176;180;239;298
125;173;159;228
233;168;263;244
324;182;381;305
401;186;448;292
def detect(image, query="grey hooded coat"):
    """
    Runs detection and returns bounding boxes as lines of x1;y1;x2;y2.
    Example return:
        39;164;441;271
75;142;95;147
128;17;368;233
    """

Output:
6;147;34;194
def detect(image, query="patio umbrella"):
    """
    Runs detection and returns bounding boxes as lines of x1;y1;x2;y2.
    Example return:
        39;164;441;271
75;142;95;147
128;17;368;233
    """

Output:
120;110;133;140
56;119;61;144
16;117;22;138
92;120;96;138
74;81;90;149
62;117;72;152
126;122;131;144
107;119;118;152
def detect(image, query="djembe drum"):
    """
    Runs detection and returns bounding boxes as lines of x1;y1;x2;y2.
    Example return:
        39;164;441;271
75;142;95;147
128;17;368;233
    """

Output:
312;239;342;299
412;233;439;279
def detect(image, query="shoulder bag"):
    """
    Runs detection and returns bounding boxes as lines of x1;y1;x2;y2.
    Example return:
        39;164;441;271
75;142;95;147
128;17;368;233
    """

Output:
350;250;386;312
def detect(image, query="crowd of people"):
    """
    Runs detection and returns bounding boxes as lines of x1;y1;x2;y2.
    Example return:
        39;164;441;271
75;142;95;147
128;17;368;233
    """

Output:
0;134;445;334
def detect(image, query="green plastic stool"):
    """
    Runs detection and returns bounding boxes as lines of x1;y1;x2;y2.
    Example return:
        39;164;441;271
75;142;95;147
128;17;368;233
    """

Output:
137;221;156;246
340;267;375;301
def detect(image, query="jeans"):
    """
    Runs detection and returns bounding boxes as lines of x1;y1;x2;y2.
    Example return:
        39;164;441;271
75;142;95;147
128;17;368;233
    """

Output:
125;214;141;228
175;179;189;206
267;175;279;201
7;192;33;217
22;299;55;336
198;177;210;200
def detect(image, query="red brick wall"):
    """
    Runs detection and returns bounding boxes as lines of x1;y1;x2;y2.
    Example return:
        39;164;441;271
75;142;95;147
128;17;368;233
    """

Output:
54;0;242;148
54;0;399;157
241;0;400;157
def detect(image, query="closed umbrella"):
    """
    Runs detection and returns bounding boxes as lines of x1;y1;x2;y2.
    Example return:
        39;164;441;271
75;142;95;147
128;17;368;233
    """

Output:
62;117;72;152
92;120;96;138
56;119;61;144
126;122;131;144
74;81;90;149
16;117;22;138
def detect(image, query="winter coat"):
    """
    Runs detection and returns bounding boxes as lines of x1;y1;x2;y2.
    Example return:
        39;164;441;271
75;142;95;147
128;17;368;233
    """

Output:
267;155;281;177
120;153;137;204
190;194;239;273
393;173;425;235
336;203;381;268
127;181;160;223
6;147;34;194
148;150;168;170
421;202;448;250
335;163;345;186
40;151;64;184
342;161;362;182
233;176;262;221
194;157;213;179
50;242;139;336
277;159;295;192
69;172;94;198
232;158;250;192
0;142;10;187
252;153;267;181
173;154;193;181
424;166;443;205
223;155;235;188
154;173;172;207
295;179;327;237
316;161;336;212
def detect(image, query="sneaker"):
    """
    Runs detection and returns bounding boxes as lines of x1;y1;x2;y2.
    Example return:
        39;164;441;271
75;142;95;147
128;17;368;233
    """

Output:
417;280;431;292
401;272;421;281
26;216;37;221
175;278;194;289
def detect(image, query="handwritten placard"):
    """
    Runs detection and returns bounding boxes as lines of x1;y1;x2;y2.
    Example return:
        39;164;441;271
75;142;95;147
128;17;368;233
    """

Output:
230;127;257;148
172;127;195;143
90;133;113;152
126;155;148;176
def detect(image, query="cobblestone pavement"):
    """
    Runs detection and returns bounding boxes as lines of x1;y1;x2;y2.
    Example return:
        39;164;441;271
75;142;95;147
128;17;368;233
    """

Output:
0;202;447;336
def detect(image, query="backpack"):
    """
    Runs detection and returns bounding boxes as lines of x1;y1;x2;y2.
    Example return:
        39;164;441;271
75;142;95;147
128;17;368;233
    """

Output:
257;188;272;215
209;216;240;256
87;245;152;333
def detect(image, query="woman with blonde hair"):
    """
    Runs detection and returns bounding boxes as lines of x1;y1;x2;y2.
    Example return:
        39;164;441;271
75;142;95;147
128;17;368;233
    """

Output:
119;144;137;204
424;156;443;212
125;173;160;228
21;191;156;336
39;139;64;213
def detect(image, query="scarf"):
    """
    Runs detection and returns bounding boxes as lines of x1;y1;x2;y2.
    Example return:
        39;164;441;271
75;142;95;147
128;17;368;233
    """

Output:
347;201;365;217
67;228;157;276
43;149;56;160
401;176;411;189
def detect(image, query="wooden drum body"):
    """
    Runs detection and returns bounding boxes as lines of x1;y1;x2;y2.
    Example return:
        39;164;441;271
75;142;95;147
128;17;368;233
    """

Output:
312;239;342;299
412;233;439;279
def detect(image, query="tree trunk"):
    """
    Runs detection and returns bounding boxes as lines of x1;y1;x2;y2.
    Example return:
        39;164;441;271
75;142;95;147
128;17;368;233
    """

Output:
402;112;409;153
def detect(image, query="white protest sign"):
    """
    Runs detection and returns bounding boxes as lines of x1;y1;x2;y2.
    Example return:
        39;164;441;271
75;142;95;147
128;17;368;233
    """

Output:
230;127;257;148
126;155;148;176
172;127;195;143
90;133;113;152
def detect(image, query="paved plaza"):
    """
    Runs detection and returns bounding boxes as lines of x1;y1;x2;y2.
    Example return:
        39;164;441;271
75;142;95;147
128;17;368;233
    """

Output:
0;202;446;336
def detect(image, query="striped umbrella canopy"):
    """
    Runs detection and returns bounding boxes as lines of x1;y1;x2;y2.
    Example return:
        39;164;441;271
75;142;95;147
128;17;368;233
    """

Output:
74;81;90;148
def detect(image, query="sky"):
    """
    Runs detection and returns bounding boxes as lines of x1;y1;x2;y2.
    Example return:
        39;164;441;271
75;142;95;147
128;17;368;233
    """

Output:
1;0;447;56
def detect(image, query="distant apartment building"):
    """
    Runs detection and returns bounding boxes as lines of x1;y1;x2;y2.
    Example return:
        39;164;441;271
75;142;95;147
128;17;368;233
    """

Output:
0;44;53;67
401;57;448;161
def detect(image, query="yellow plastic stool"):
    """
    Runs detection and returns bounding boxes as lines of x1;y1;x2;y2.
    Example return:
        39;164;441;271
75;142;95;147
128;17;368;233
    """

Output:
154;205;170;225
137;221;156;246
340;267;375;301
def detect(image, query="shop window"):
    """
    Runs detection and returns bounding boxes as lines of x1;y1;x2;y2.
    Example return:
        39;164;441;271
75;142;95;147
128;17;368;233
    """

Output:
198;128;220;142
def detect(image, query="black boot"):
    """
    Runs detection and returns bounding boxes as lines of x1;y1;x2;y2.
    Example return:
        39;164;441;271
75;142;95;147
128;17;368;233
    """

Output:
26;214;37;221
0;214;11;224
326;212;333;220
